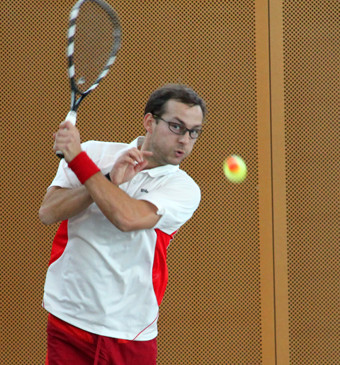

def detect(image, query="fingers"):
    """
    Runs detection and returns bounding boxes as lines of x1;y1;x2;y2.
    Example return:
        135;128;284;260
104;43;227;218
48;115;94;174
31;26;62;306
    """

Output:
134;159;148;173
54;121;76;142
128;148;144;164
59;120;74;130
124;148;152;166
53;121;81;162
142;150;153;158
109;148;153;185
127;150;152;174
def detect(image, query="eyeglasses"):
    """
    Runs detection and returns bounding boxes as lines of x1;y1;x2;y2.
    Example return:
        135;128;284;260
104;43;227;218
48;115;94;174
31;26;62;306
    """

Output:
153;115;202;139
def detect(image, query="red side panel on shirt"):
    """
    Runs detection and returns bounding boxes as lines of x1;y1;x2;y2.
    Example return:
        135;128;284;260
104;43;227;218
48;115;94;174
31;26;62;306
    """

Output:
48;220;69;266
152;229;177;305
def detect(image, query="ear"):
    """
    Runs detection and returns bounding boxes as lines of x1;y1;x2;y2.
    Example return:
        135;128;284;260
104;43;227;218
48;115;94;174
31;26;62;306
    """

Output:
143;113;154;134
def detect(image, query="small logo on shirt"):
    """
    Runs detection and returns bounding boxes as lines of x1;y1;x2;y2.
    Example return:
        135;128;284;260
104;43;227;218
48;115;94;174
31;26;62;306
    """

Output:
141;188;149;193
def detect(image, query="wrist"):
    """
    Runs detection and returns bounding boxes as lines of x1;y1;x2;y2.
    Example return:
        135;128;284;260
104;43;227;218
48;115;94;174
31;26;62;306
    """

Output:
68;151;100;184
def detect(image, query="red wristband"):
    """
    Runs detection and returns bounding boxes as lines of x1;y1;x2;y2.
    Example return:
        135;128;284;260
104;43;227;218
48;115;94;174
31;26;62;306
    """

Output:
68;151;100;184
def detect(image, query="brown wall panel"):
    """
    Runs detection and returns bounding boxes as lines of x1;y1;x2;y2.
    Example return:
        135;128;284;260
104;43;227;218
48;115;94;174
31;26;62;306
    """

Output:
282;1;339;364
270;0;290;363
270;1;339;364
255;0;276;362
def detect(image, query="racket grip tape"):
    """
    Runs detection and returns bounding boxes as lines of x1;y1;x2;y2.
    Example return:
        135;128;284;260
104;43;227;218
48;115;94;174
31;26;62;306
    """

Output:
65;110;77;126
56;111;78;159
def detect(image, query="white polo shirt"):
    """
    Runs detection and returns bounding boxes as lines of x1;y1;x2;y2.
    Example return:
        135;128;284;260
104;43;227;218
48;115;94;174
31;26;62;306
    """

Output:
43;137;201;341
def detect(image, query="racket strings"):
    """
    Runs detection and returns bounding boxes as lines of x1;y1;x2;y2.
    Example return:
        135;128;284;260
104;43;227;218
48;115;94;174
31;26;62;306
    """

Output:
71;1;118;94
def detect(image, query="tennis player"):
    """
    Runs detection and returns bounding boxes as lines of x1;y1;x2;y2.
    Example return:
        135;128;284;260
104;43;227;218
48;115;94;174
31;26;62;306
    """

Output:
39;84;206;364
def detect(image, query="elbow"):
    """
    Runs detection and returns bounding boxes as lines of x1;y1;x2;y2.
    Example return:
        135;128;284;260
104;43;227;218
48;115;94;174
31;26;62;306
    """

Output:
110;213;138;232
111;213;156;232
113;217;134;232
117;225;130;232
39;206;55;225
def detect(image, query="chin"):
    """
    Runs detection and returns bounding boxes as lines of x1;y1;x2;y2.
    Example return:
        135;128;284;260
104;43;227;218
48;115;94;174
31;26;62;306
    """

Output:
173;156;186;165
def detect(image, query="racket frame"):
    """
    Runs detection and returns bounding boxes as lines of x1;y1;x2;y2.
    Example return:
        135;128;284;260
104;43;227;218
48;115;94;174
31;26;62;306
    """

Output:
56;0;121;158
67;0;121;116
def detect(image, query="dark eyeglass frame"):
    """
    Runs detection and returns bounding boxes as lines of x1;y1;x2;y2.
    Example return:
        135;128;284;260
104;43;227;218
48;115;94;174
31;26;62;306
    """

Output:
152;115;203;139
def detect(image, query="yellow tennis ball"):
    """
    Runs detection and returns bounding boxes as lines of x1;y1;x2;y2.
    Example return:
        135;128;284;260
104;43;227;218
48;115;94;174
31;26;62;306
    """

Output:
223;155;247;183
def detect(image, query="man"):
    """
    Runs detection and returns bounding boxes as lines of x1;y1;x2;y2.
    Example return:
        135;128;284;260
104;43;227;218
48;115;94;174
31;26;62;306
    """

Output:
39;84;206;364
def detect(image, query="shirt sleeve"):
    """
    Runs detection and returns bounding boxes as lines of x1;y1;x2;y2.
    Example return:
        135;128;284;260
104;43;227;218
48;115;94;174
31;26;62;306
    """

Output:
141;174;201;234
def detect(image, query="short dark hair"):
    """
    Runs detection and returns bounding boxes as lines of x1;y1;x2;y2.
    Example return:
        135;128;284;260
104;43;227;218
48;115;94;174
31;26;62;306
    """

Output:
144;84;207;121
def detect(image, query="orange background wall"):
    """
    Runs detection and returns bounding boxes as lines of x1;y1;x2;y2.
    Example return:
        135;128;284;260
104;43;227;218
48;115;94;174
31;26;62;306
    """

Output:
1;1;338;364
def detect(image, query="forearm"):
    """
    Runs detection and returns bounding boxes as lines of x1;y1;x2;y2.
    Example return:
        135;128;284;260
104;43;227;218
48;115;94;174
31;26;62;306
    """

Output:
39;186;93;225
84;173;159;231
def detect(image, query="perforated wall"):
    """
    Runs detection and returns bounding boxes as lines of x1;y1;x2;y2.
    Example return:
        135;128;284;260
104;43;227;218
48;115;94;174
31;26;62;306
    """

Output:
283;1;340;364
2;1;262;364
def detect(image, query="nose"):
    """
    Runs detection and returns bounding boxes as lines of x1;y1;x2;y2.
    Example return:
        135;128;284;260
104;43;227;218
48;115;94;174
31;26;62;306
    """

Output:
178;130;191;144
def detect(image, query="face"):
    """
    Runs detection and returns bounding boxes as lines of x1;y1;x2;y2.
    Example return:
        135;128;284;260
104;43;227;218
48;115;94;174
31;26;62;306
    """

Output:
142;100;203;168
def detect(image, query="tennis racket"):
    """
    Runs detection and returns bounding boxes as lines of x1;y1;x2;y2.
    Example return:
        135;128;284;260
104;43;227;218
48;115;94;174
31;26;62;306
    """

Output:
56;0;121;158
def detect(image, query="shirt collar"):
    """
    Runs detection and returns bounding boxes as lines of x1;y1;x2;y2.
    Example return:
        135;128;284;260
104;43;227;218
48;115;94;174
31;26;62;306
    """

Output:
129;136;180;177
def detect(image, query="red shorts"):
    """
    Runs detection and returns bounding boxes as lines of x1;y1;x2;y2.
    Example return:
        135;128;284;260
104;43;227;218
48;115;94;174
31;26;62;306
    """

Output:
46;314;157;365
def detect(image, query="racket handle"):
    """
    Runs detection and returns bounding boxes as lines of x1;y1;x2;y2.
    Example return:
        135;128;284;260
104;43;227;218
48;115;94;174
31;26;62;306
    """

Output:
56;111;78;159
65;110;77;126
